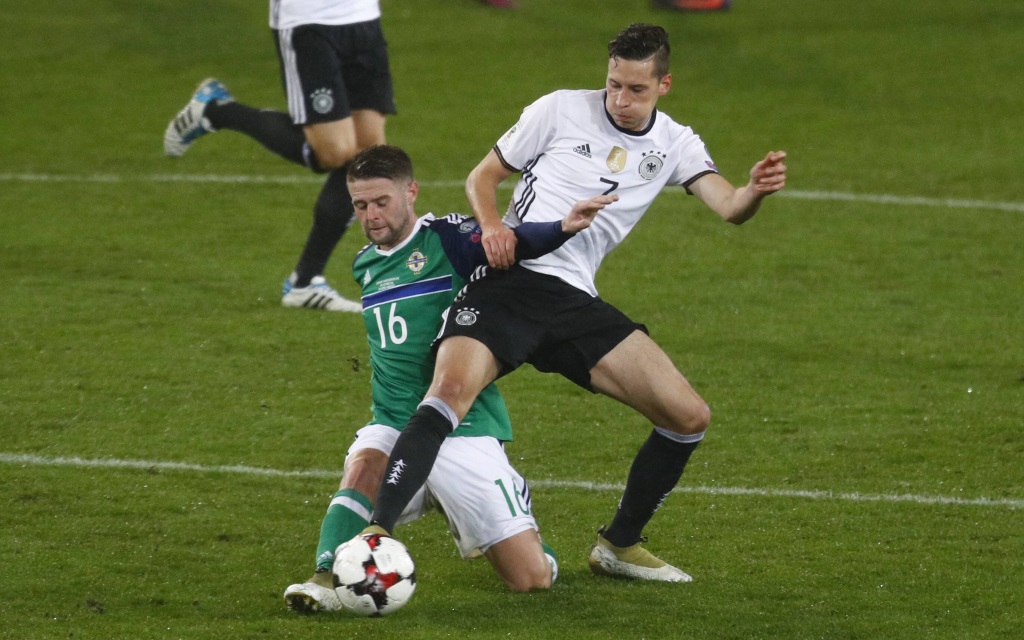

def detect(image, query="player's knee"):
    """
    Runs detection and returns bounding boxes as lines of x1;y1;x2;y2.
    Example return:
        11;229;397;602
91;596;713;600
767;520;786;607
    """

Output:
502;566;552;593
690;402;712;433
665;401;711;436
429;378;476;418
308;140;360;171
314;146;355;171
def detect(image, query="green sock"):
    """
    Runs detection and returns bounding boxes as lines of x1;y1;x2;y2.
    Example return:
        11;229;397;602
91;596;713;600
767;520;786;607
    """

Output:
542;541;559;585
314;488;373;572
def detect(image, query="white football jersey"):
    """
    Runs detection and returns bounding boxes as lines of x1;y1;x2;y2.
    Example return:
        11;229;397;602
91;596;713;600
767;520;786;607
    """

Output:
496;89;718;296
269;0;380;30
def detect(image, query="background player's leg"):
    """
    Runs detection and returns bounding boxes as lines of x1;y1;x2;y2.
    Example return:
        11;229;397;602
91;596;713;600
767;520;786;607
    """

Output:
204;101;311;167
290;112;384;286
291;168;354;286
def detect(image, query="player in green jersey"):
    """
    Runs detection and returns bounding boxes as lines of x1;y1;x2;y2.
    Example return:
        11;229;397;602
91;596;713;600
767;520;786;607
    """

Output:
284;145;615;613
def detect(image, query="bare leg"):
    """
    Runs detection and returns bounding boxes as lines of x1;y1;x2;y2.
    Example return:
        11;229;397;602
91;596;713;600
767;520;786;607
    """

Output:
484;529;552;592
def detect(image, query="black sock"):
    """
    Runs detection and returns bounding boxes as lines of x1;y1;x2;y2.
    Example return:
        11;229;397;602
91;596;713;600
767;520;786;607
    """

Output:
603;429;700;547
292;167;354;286
204;101;308;167
371;405;452;534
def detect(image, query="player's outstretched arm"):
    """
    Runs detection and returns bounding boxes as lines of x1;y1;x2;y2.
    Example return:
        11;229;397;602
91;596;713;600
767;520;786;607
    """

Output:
561;194;619;234
510;194;617;263
692;150;788;225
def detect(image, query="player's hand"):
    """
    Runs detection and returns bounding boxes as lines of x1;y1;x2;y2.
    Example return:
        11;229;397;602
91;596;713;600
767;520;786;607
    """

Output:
748;150;787;195
562;194;618;234
482;225;518;269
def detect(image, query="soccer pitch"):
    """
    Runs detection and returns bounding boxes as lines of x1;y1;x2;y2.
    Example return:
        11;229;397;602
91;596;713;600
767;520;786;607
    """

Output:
2;1;1022;638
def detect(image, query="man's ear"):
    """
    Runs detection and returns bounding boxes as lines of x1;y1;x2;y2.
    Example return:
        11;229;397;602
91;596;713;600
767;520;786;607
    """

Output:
658;73;672;97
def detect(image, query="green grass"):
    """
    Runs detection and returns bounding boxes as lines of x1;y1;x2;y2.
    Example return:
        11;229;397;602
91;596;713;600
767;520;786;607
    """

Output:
2;0;1023;638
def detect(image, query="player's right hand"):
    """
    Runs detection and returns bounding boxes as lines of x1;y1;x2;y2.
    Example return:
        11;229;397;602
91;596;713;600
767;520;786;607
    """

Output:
562;194;618;234
749;150;787;195
482;225;518;269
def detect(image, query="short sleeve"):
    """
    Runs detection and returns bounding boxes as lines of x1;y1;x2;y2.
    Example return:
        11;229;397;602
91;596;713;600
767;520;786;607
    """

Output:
426;215;488;278
668;131;720;193
493;92;562;172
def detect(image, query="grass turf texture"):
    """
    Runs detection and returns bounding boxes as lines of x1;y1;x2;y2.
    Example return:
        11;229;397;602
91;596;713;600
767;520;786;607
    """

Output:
2;0;1023;638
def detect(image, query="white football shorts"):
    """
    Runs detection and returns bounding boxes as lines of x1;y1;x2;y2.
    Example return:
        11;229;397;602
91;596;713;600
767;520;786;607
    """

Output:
347;424;539;558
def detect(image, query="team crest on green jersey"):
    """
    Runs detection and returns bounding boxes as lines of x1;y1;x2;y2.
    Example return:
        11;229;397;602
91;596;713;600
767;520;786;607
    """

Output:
406;250;427;274
606;146;627;173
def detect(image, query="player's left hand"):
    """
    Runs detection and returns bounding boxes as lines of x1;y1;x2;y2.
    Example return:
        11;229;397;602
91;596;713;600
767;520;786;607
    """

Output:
749;150;787;195
562;194;618;233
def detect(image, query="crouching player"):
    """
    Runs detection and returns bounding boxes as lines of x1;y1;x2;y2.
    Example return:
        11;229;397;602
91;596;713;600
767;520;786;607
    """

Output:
284;144;616;611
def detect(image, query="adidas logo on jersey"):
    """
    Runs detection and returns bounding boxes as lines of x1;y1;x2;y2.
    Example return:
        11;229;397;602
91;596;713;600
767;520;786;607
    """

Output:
573;143;592;158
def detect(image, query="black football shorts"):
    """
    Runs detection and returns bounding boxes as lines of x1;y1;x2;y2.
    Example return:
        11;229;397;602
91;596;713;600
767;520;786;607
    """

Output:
439;266;647;391
274;18;396;125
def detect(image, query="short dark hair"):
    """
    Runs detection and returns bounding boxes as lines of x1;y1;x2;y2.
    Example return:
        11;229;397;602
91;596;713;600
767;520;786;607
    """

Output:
347;145;414;183
607;23;671;78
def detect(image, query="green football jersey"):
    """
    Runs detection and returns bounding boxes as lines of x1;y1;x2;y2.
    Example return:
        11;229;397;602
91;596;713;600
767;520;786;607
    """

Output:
352;214;512;440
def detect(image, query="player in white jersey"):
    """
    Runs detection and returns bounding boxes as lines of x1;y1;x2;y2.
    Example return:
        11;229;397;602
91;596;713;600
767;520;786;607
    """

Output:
269;0;380;30
497;87;719;296
164;0;394;312
365;23;787;583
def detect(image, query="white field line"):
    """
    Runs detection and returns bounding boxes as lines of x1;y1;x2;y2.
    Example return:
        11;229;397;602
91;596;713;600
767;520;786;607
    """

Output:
1;172;1023;212
3;452;1021;510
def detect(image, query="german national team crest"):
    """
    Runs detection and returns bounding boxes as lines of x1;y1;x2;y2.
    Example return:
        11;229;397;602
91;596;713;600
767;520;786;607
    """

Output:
406;250;427;274
606;146;627;173
310;88;334;114
639;150;666;180
454;307;478;326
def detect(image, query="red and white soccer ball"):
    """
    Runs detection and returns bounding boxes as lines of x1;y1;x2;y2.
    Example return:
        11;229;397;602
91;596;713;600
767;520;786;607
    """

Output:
332;533;417;617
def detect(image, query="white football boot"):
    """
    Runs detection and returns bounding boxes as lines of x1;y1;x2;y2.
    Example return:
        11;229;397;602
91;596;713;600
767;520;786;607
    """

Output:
588;527;692;582
281;274;361;312
283;571;342;614
163;78;233;157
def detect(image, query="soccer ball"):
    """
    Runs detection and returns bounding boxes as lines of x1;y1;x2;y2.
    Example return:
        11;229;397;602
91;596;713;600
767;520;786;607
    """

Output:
332;533;417;617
